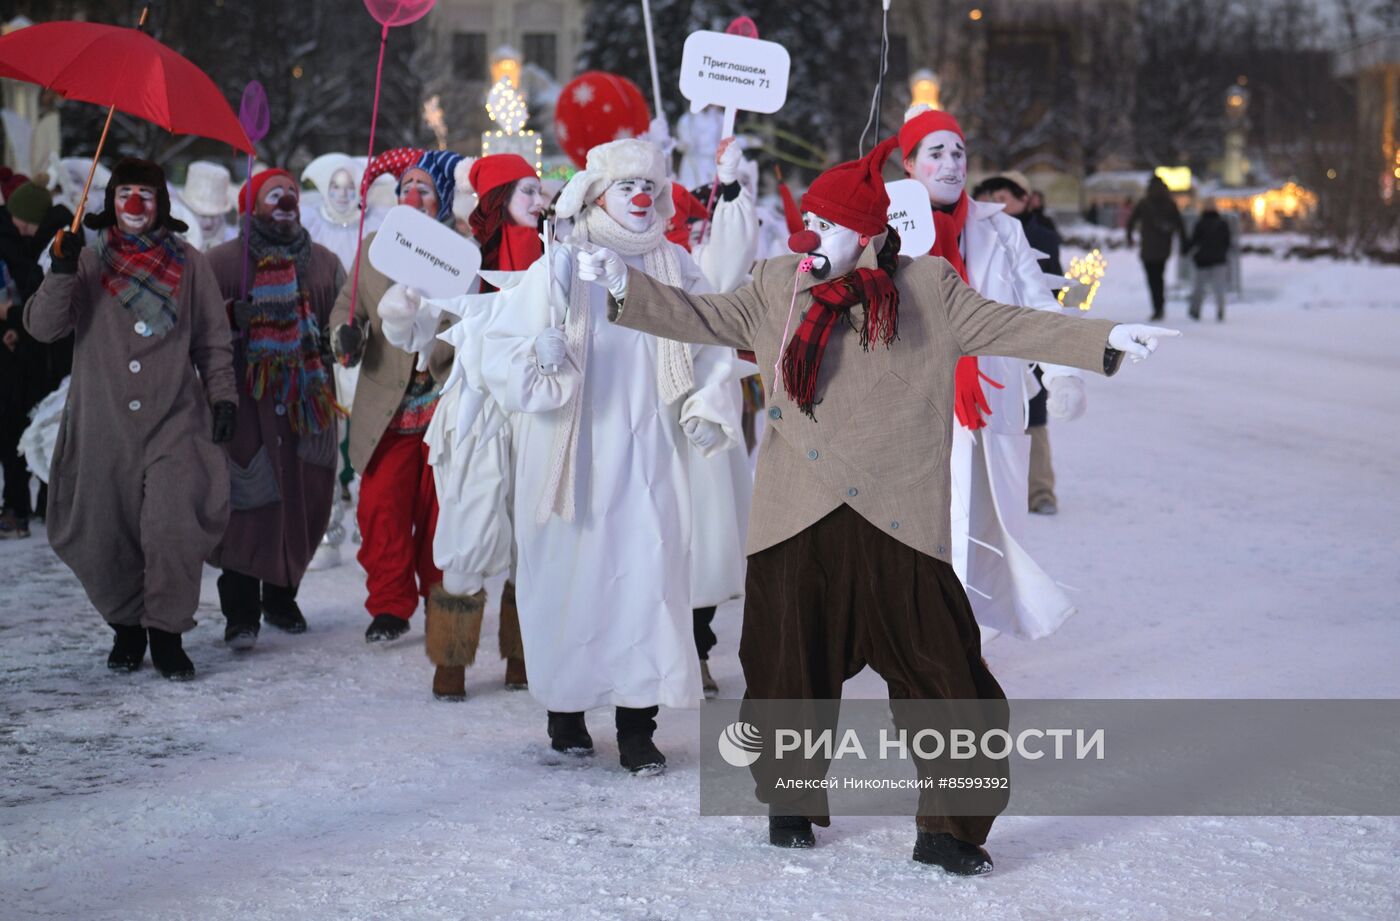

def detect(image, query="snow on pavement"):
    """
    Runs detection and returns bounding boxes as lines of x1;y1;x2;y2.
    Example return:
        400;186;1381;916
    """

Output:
2;246;1398;920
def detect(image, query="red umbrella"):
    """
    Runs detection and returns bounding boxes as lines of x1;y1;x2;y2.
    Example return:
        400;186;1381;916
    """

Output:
0;9;253;233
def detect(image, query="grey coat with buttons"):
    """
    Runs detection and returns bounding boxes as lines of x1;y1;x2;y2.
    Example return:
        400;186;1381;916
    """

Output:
205;239;346;587
329;232;453;473
25;241;236;632
613;252;1121;566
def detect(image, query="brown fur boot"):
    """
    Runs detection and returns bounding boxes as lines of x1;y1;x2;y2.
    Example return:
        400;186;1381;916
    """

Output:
499;580;528;690
425;584;485;701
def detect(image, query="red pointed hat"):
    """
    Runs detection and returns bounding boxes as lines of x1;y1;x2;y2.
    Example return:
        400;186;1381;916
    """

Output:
799;136;900;237
898;108;965;159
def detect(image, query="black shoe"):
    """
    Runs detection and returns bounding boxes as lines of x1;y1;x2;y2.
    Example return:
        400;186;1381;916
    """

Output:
615;705;664;773
364;613;410;643
107;624;147;671
547;711;594;755
147;629;196;681
261;582;307;633
912;832;993;876
217;571;260;649
768;815;816;848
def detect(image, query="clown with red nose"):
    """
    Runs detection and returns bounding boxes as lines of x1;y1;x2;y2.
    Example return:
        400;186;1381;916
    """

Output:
584;135;1177;874
469;137;743;773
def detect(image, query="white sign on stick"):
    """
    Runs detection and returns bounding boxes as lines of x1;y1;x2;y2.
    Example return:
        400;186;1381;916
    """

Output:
679;30;790;136
368;205;481;300
885;179;937;256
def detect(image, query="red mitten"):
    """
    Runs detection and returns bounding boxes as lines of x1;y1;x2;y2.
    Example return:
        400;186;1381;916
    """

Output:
953;356;1004;430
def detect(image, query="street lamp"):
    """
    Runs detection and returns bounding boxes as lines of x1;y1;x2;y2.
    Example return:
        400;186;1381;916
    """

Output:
910;68;941;110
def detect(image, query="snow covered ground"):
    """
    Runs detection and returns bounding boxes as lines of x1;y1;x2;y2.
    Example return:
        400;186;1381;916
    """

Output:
3;246;1398;920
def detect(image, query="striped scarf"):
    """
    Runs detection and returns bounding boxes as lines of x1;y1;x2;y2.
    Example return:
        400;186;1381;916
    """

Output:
96;227;184;338
244;219;340;435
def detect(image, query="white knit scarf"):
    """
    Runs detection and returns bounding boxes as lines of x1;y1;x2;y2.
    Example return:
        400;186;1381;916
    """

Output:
536;207;694;524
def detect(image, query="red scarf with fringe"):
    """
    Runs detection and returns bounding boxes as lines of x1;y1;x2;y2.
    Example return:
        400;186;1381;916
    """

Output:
780;268;898;419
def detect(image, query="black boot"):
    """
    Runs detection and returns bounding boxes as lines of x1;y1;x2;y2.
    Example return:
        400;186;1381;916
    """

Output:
217;571;260;649
107;624;146;672
147;629;195;681
768;815;816;848
261;582;307;634
364;613;410;643
616;706;665;774
913;832;994;876
547;711;594;755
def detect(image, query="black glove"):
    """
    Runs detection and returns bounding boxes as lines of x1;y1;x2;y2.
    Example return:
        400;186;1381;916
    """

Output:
49;230;82;275
334;322;365;368
211;400;237;444
230;299;257;331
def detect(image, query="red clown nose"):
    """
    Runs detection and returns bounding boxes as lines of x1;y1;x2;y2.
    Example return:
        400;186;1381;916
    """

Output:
630;193;653;208
121;194;147;216
788;229;820;254
402;186;424;209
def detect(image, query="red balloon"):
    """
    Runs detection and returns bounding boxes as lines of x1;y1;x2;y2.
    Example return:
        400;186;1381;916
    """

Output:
363;0;435;28
553;71;652;168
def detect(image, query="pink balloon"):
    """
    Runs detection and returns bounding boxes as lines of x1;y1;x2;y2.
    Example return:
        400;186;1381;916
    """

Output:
726;16;759;39
363;0;435;28
239;81;270;142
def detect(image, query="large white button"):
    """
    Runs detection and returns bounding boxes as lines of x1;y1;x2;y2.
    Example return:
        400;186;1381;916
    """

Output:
128;400;141;411
128;360;141;373
275;404;287;416
134;320;149;335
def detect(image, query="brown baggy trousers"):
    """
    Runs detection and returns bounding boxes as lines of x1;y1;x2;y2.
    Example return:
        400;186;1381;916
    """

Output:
739;504;1008;845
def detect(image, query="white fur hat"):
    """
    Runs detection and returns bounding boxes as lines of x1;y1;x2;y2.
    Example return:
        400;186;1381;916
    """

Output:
554;138;673;222
451;156;478;221
181;161;236;216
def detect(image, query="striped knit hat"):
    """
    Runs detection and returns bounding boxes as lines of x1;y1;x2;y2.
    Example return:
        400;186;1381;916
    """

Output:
359;147;465;223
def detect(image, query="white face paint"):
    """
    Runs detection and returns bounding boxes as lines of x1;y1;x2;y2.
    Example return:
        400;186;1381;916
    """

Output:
506;177;546;228
599;178;658;233
196;213;226;239
801;211;864;278
113;185;157;235
327;168;358;217
904;129;967;207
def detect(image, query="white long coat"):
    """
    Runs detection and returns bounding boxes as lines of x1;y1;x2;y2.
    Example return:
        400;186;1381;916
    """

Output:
952;201;1083;640
481;243;741;712
687;190;758;608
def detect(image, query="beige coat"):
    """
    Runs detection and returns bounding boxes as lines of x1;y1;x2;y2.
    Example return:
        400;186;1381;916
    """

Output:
613;252;1120;565
25;242;236;632
329;233;452;472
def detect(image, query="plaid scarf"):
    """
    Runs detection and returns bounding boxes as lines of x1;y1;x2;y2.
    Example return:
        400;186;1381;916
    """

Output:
96;227;184;338
244;219;340;435
780;266;899;420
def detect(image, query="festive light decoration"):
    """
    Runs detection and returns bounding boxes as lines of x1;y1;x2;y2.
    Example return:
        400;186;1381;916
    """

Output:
1058;248;1107;312
422;94;447;150
482;75;541;173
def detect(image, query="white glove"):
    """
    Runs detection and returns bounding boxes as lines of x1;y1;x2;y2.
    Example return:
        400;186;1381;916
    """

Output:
1045;375;1087;422
647;115;674;156
1108;324;1181;363
716;136;741;185
577;247;629;301
682;417;724;453
377;285;434;370
533;326;568;373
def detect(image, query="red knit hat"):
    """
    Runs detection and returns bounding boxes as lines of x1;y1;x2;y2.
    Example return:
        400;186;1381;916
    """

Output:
897;109;965;162
469;154;537;199
239;168;295;214
799;136;900;237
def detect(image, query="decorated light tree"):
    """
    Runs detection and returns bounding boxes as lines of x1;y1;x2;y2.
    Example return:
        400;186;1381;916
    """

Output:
481;46;541;171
